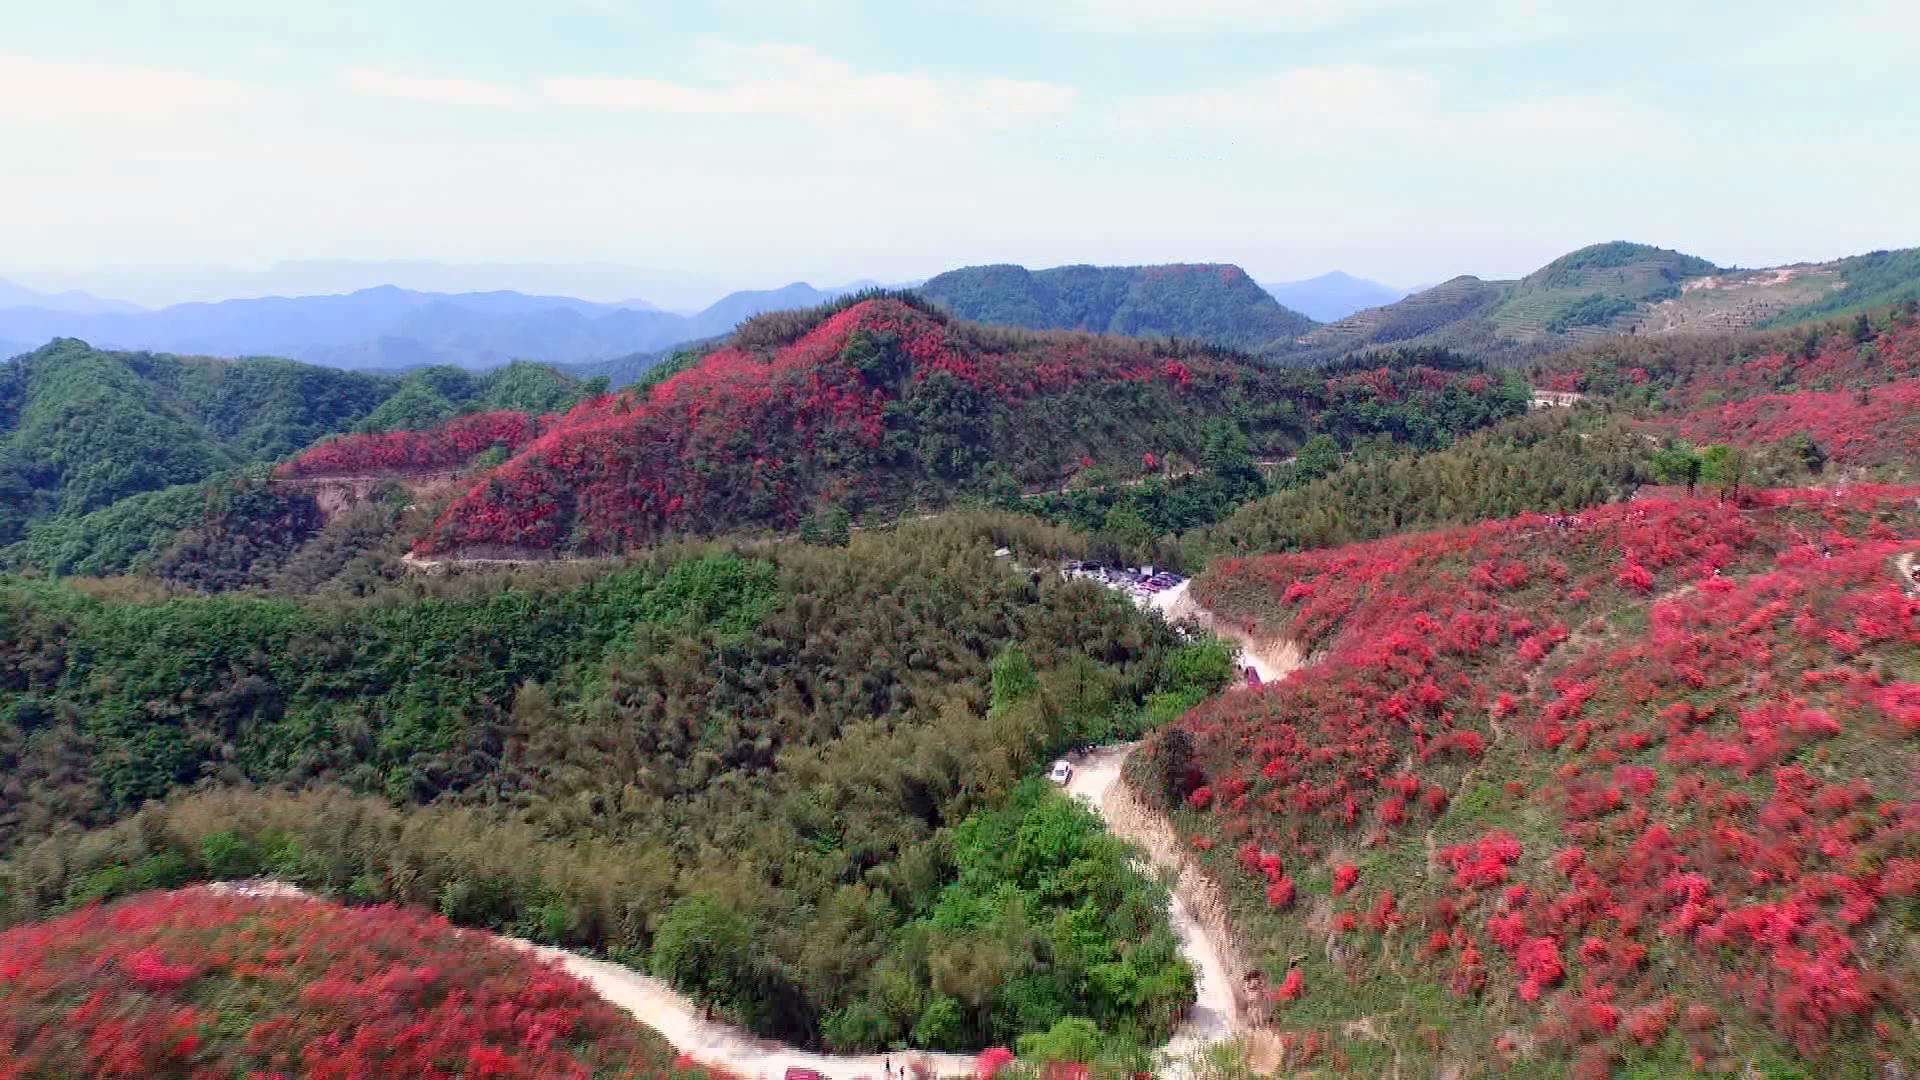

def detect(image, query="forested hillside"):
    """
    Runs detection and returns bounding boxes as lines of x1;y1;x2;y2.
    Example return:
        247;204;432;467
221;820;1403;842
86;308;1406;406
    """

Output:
918;264;1316;351
0;515;1224;1055
0;340;584;545
411;294;1524;556
1145;489;1920;1075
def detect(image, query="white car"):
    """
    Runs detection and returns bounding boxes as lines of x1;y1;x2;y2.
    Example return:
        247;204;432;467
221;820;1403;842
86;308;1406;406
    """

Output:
1050;760;1074;785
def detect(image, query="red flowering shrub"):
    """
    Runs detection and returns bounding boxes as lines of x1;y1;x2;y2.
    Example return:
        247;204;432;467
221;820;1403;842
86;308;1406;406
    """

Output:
0;889;682;1078
974;1046;1015;1078
1332;863;1358;896
1153;488;1920;1070
279;409;546;477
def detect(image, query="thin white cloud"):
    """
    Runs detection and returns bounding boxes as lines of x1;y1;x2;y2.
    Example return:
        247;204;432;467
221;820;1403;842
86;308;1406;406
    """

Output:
0;53;253;122
344;67;529;108
540;43;1074;128
343;43;1075;130
1122;62;1669;163
1015;0;1425;32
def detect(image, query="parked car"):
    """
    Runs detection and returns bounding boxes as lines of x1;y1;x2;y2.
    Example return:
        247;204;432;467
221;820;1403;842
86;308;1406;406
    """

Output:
786;1069;826;1080
1050;759;1074;785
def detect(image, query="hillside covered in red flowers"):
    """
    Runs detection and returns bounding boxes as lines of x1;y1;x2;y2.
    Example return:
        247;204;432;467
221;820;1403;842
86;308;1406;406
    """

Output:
1142;489;1920;1075
397;295;1523;554
1533;308;1920;477
0;888;683;1078
278;409;547;478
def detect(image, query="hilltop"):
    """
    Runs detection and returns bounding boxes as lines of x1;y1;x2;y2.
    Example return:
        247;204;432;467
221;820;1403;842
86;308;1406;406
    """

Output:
918;263;1317;352
1281;241;1920;366
387;293;1521;556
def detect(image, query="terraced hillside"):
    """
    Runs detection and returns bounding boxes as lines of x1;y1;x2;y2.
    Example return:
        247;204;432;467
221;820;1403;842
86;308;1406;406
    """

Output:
1282;241;1920;367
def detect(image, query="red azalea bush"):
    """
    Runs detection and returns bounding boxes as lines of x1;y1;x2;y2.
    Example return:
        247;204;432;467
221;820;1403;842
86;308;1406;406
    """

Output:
1154;488;1920;1068
0;889;683;1078
278;409;547;478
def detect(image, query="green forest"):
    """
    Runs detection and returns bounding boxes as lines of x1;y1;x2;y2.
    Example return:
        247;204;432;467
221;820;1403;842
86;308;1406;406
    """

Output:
0;514;1228;1054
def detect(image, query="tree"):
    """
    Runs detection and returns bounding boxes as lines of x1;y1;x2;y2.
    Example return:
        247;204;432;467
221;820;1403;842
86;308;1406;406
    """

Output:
990;646;1038;714
1649;444;1703;495
1016;1017;1104;1064
1094;504;1154;563
1698;445;1747;503
1293;434;1341;483
1788;433;1827;475
581;375;612;396
650;894;756;1007
1851;313;1874;344
1153;728;1196;809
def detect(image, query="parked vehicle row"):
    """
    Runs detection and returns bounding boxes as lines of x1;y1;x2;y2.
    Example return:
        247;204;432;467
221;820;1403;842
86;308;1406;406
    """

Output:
1061;561;1186;597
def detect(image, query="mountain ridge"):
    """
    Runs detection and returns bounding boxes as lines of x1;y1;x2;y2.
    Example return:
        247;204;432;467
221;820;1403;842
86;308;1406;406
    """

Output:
917;262;1318;351
0;282;872;371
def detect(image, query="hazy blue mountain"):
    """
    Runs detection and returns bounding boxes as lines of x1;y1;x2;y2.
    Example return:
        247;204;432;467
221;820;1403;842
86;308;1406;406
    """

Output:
1260;271;1409;322
0;279;890;371
681;282;871;339
0;278;143;315
5;260;726;310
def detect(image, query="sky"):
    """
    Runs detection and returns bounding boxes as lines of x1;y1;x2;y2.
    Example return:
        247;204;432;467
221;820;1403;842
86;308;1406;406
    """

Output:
3;0;1917;307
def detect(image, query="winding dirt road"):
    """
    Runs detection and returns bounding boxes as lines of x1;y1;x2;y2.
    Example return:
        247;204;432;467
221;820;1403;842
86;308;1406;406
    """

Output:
210;742;1244;1080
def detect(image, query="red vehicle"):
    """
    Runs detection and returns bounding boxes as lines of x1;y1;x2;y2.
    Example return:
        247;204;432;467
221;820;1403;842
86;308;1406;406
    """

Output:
786;1069;827;1080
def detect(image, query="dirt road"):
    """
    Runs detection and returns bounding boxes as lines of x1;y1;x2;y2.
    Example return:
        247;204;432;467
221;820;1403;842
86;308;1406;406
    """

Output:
1146;581;1300;684
1065;746;1238;1069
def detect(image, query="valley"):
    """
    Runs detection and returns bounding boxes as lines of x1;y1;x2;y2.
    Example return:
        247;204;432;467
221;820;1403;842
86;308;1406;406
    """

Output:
3;281;1919;1080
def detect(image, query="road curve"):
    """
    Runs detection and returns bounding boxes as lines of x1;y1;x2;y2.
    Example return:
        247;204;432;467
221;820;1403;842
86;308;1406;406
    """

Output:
208;742;1241;1079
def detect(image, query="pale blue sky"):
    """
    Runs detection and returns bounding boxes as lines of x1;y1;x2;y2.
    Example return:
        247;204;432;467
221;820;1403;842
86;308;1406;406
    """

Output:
3;0;1916;303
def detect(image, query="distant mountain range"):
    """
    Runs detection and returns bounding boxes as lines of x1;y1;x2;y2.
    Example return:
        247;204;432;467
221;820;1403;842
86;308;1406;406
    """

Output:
0;281;874;370
0;278;143;315
1259;271;1408;322
10;244;1919;374
917;263;1316;351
